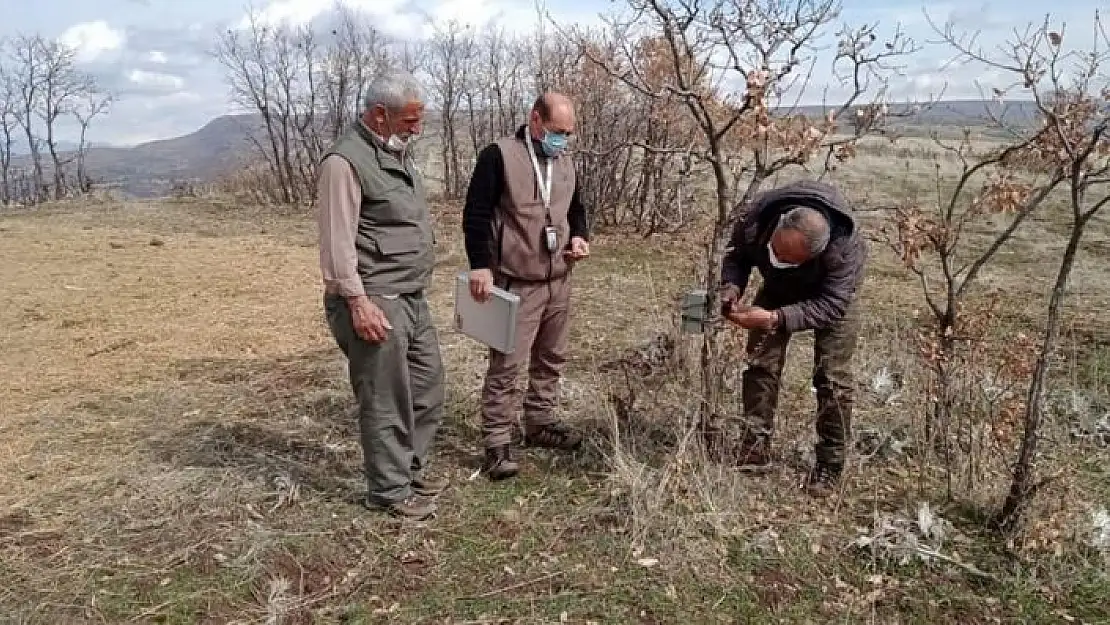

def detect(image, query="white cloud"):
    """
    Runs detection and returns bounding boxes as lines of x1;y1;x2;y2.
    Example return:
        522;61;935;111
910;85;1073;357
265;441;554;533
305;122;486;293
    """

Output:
148;50;168;64
128;69;185;91
236;0;405;29
58;21;126;63
232;0;568;39
236;0;329;28
429;0;512;27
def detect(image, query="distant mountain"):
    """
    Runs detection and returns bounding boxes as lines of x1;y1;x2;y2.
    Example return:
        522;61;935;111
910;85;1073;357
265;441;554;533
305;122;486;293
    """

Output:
76;114;264;197
1;99;1046;199
5;114;263;198
785;99;1041;138
10;139;88;155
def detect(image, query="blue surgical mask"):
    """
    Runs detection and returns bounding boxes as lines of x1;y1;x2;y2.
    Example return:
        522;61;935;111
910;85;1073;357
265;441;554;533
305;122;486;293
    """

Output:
541;130;568;157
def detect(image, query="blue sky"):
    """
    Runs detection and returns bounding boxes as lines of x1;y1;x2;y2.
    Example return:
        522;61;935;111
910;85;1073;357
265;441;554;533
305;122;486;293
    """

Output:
0;0;1098;146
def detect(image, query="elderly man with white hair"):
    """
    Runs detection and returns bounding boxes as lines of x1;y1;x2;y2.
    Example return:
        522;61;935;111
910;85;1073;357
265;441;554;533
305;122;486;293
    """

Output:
315;71;446;521
713;179;868;498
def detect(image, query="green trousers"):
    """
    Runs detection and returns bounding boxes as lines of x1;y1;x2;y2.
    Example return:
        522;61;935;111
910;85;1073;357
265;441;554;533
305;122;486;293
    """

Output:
324;292;445;504
738;291;861;466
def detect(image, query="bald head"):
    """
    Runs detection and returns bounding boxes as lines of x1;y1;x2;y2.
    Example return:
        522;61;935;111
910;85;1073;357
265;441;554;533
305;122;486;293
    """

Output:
529;92;576;143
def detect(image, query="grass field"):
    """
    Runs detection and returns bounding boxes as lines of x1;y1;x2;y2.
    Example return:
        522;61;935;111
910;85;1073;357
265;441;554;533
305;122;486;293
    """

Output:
2;150;1110;623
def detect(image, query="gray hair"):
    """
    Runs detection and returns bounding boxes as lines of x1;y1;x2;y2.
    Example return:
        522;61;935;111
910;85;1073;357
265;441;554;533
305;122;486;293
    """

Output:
363;71;425;111
777;205;830;256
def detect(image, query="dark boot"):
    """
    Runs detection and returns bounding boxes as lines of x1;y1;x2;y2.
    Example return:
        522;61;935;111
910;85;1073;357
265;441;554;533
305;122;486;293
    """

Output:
523;421;583;451
364;495;437;520
703;418;772;472
412;472;449;497
804;462;843;498
735;436;773;472
483;445;520;481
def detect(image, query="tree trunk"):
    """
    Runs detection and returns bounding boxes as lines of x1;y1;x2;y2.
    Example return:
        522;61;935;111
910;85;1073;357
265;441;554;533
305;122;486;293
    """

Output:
258;111;289;204
449;109;463;199
76;121;89;193
47;135;64;199
0;126;11;203
932;339;956;500
20;120;44;202
699;169;765;423
441;111;454;198
996;211;1091;531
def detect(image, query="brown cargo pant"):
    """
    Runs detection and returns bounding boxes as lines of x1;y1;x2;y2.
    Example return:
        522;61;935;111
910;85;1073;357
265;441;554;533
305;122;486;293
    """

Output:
480;274;570;448
324;292;445;505
737;291;861;466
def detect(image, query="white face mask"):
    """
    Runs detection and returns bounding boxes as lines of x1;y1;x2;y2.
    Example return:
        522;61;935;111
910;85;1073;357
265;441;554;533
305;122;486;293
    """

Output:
767;241;800;269
386;133;412;153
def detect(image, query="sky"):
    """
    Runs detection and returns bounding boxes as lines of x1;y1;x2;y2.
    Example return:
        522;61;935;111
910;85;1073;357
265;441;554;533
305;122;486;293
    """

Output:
0;0;1099;147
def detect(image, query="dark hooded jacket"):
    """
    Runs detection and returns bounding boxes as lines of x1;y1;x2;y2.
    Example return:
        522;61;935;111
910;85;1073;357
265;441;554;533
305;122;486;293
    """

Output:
721;179;867;332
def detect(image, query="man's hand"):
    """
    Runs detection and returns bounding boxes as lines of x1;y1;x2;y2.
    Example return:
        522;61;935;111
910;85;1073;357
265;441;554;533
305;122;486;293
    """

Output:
564;236;590;261
469;268;494;302
727;305;779;331
347;295;392;343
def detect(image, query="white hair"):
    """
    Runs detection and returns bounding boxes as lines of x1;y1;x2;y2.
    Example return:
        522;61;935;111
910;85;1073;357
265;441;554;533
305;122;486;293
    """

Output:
363;71;425;112
777;205;830;256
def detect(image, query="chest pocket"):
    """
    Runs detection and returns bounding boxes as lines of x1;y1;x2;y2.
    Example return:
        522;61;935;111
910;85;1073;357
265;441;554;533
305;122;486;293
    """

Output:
366;169;422;224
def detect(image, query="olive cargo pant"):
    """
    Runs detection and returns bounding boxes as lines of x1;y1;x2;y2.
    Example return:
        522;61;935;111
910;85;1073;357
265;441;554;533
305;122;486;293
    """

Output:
480;275;570;449
738;293;861;466
324;292;445;505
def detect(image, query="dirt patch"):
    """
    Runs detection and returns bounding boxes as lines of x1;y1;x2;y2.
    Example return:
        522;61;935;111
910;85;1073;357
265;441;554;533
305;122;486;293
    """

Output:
0;509;33;537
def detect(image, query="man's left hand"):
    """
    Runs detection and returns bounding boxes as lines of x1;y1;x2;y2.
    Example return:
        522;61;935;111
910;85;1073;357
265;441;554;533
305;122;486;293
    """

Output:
564;236;590;261
727;305;779;330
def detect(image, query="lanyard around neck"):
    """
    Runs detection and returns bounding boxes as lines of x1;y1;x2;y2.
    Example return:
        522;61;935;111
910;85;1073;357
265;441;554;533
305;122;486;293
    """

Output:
525;138;552;212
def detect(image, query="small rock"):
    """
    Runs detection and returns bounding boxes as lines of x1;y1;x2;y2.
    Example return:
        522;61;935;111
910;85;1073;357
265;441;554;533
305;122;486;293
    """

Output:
149;237;165;246
109;241;125;249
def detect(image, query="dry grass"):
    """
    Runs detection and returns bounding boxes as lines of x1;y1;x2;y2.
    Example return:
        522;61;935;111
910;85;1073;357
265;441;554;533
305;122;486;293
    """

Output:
1;159;1109;624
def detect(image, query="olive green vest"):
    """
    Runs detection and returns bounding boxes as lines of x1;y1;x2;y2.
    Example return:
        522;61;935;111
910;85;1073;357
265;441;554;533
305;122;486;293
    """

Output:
325;122;435;296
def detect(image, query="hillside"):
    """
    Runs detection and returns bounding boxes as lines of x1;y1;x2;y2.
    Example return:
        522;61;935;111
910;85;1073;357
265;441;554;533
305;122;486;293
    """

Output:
4;99;1041;198
4;114;261;198
80;114;262;197
794;98;1039;124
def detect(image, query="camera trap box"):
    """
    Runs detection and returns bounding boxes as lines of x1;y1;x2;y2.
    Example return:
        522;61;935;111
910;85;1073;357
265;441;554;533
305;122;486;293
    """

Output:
680;288;708;334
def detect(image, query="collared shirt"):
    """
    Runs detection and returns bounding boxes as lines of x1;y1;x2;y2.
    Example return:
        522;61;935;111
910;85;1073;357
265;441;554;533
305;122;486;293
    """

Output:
316;153;365;298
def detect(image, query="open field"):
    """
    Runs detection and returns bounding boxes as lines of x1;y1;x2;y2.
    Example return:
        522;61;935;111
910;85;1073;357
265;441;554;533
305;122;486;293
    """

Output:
2;142;1110;623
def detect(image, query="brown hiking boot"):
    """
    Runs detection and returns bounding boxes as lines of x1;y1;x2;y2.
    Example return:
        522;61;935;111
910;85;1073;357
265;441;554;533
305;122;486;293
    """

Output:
365;495;437;520
705;428;773;472
523;421;583;451
804;463;842;498
735;439;773;473
483;446;519;481
412;472;449;497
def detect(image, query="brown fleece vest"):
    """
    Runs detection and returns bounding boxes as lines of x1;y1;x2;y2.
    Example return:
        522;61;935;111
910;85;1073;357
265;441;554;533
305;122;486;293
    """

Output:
490;134;576;282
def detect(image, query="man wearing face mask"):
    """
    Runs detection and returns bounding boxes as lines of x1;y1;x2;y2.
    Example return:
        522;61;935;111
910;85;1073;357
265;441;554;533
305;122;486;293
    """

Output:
462;92;591;480
316;71;446;520
714;179;867;498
